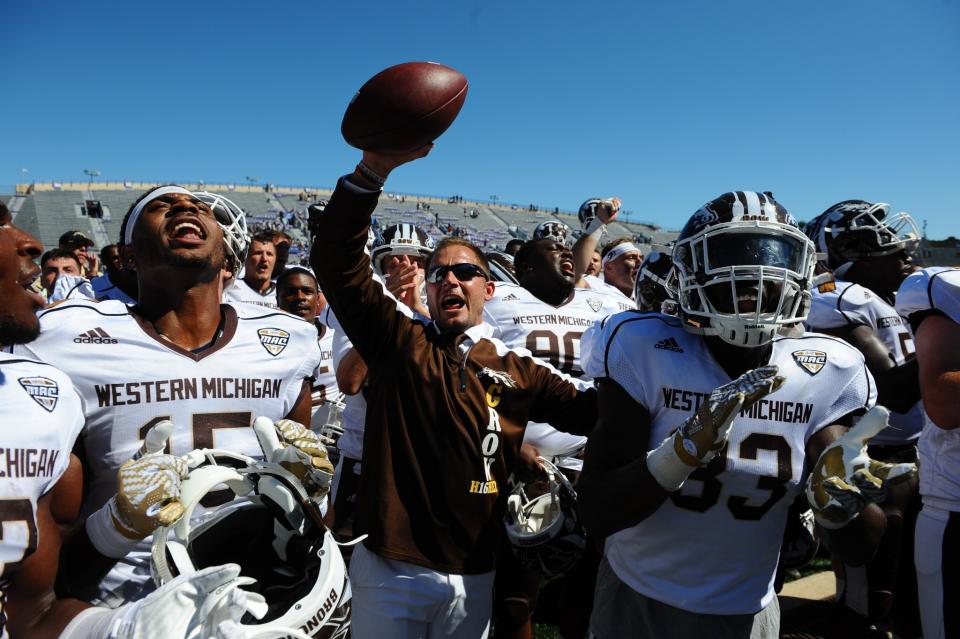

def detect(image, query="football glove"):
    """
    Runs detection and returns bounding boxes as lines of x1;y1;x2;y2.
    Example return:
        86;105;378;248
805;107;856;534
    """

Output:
269;418;335;499
58;563;265;639
806;406;917;529
647;365;785;491
86;420;189;557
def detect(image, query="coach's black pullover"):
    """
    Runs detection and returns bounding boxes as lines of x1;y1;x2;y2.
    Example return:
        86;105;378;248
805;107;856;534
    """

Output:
311;177;596;574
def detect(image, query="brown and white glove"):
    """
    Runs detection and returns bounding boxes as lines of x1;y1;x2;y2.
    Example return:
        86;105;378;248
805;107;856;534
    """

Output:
806;406;917;529
86;420;189;557
647;365;785;491
271;419;335;499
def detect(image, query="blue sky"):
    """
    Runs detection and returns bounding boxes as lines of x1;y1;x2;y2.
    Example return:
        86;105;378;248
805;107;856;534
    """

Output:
2;0;958;236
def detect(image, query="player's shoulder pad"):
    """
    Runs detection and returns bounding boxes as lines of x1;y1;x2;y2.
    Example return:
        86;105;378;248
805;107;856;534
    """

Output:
0;350;73;376
36;298;127;327
896;267;960;325
581;310;681;379
233;303;317;332
488;281;531;302
776;331;868;375
834;280;880;310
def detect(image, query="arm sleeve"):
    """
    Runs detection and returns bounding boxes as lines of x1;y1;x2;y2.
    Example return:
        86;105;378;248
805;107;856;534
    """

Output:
310;177;417;364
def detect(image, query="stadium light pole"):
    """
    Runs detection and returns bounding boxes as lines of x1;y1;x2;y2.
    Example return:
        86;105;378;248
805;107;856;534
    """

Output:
245;175;260;189
83;168;100;187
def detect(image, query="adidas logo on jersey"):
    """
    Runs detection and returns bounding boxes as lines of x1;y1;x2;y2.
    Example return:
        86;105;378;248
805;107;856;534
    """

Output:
74;328;118;344
792;350;827;375
501;293;519;301
18;376;59;412
654;337;684;352
258;327;290;356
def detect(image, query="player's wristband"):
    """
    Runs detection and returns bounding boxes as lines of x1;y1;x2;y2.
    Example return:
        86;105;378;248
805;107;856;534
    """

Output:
584;216;606;237
646;433;697;492
85;500;143;559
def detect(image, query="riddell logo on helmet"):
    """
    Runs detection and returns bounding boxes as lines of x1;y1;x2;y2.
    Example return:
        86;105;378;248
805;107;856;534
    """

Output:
74;328;118;344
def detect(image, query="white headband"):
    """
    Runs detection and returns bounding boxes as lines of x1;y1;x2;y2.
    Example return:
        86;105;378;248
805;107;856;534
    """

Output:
602;242;640;269
124;186;194;246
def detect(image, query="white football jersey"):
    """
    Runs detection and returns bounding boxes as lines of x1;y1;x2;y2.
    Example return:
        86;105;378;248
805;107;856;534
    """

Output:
223;278;278;309
318;274;417;465
806;277;923;443
896;267;960;511
0;354;84;637
582;274;636;311
14;299;320;605
90;273;136;304
582;313;875;615
483;283;613;467
310;319;343;432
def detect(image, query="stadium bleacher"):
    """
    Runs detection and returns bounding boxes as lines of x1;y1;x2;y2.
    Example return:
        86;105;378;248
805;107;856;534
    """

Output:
1;182;756;265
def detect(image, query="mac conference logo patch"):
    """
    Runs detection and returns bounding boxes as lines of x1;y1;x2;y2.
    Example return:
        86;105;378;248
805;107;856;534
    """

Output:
18;376;60;412
586;298;603;313
792;350;827;375
258;328;290;356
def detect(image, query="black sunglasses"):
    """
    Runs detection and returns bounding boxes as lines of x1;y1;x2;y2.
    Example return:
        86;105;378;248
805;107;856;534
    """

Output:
425;263;489;284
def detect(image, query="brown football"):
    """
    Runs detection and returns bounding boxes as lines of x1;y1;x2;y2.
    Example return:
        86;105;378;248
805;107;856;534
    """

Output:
341;61;468;154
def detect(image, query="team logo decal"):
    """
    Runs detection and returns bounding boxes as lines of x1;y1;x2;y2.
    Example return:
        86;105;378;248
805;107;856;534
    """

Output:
258;328;290;356
690;206;718;228
477;367;517;389
792;350;827;375
18;376;60;412
586;298;603;313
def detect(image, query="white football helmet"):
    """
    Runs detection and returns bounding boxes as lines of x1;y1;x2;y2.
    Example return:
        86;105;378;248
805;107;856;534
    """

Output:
193;191;249;272
673;191;816;347
532;220;572;246
634;245;677;314
805;199;920;272
504;457;585;579
371;223;435;274
152;447;351;639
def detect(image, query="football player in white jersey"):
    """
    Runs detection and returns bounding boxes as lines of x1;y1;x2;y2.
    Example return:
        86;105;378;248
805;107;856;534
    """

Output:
483;238;620;639
896;267;960;639
805;201;924;444
274;266;343;438
578;191;907;639
0;218;259;639
804;200;924;634
14;185;324;608
223;230;279;308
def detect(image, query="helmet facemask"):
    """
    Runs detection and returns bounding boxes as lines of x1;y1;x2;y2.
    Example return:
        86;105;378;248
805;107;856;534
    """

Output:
820;202;921;268
504;458;586;579
674;222;815;347
193;192;249;274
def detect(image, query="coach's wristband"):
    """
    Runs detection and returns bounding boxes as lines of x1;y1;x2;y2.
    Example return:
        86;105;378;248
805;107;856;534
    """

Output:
355;162;386;188
646;433;696;493
85;500;142;559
